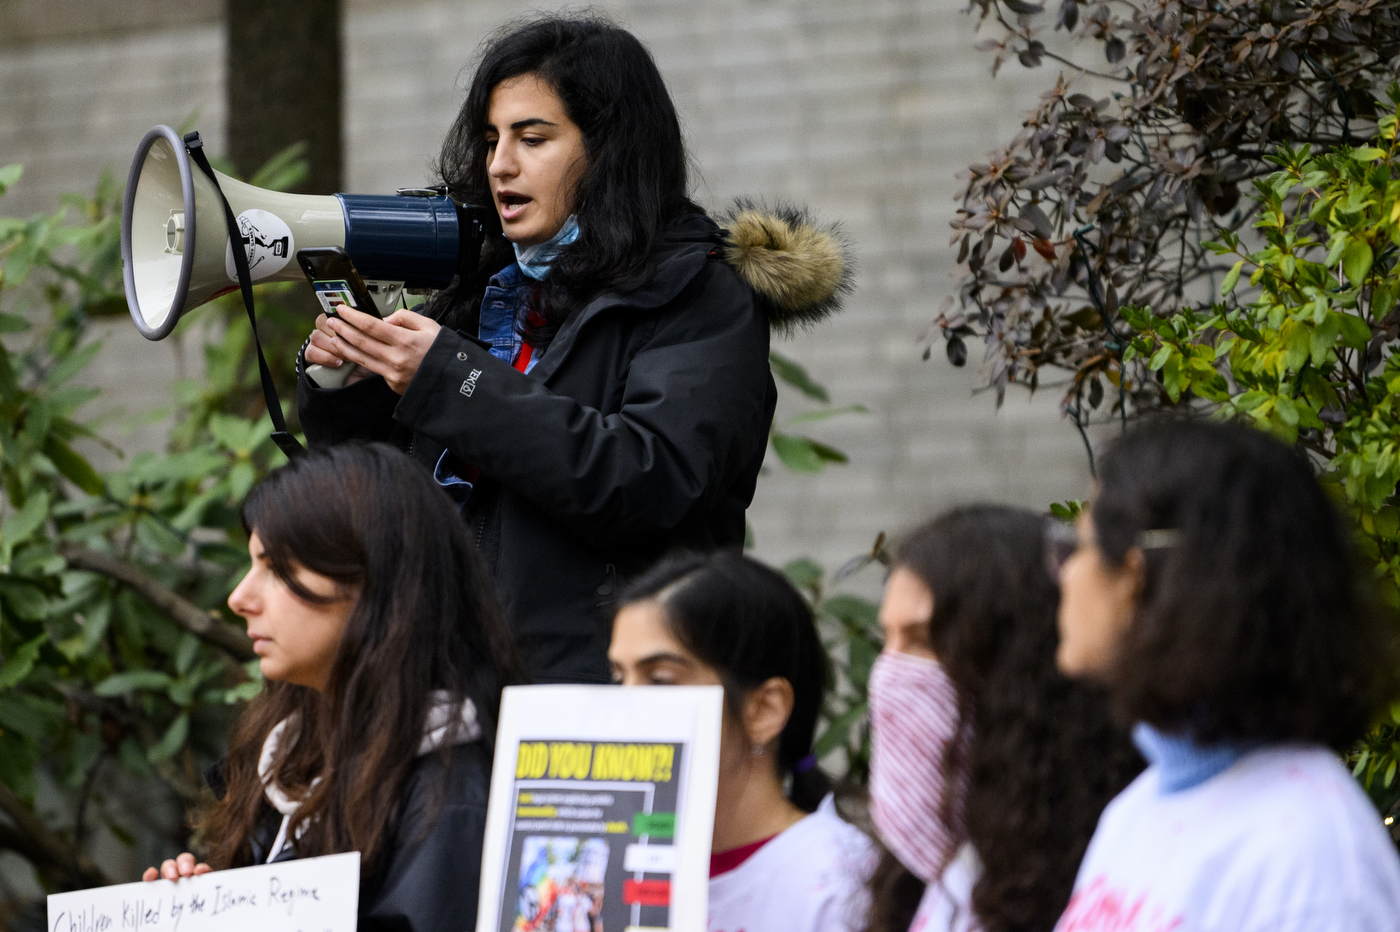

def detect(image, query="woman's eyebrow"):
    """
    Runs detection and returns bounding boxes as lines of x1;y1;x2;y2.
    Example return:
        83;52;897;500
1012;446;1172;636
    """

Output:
637;651;693;668
511;118;558;130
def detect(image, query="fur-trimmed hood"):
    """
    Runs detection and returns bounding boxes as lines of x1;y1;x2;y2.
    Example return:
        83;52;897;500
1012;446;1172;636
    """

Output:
717;201;854;333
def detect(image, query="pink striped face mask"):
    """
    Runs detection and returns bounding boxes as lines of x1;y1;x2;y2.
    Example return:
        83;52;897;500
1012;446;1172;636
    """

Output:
867;649;968;884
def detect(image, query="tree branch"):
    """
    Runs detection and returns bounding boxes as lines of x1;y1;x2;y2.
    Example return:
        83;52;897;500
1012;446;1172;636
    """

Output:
0;780;109;890
57;543;255;662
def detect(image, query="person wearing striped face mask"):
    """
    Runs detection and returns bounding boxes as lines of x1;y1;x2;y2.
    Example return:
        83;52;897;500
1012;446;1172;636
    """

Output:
864;506;1141;932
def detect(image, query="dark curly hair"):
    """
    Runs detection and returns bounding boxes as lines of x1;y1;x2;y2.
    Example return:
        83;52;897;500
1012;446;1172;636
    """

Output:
1093;419;1399;748
429;13;702;347
865;506;1142;932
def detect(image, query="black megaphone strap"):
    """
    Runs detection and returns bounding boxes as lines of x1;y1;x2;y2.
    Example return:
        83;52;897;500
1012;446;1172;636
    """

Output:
182;131;304;460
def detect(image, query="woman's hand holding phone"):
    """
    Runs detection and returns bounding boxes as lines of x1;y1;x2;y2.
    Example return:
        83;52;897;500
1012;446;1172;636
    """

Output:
141;851;211;882
306;311;372;387
309;303;442;395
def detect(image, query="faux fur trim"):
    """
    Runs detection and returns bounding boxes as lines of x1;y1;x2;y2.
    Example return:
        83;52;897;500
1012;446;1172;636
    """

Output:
719;200;854;333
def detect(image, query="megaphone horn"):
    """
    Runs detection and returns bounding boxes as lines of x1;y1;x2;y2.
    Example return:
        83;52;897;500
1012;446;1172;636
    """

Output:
120;125;491;341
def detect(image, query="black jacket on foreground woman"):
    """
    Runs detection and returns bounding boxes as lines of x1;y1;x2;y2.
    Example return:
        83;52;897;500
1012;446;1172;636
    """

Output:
218;742;491;932
298;207;850;683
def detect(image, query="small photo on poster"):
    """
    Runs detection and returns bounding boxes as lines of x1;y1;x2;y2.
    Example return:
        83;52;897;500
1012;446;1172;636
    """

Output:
512;836;607;932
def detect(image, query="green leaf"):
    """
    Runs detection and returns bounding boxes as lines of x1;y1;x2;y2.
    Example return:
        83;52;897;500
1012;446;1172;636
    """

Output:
770;433;825;473
0;634;45;689
1343;240;1374;285
1;491;50;565
0;164;21;196
1275;395;1300;427
1148;345;1172;371
43;436;105;496
45;339;103;387
1284;324;1310;372
1311;312;1342;366
1353;147;1386;162
769;352;830;403
782;557;824;592
807;439;849;464
813;701;866;758
93;669;171;697
783;405;869;426
1338;313;1372;349
147;712;189;763
1221;259;1244;296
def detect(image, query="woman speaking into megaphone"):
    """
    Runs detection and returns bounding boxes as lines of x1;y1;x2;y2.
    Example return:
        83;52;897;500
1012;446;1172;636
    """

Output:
299;14;850;684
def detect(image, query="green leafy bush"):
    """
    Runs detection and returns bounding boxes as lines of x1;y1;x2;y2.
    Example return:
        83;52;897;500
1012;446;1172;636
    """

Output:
0;157;300;903
1117;96;1400;826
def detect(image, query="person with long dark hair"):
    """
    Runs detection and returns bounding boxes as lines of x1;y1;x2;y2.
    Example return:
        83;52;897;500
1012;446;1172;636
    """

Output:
142;444;526;932
1053;421;1400;930
297;14;851;684
609;551;876;932
864;506;1141;932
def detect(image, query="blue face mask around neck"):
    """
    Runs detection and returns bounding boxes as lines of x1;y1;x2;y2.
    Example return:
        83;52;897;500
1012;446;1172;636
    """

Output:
513;215;580;281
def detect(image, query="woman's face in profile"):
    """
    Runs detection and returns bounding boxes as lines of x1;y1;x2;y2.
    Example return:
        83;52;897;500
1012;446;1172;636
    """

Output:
485;73;587;247
227;532;355;692
1056;509;1142;680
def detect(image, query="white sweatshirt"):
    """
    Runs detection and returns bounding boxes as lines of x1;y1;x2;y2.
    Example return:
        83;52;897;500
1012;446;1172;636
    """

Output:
708;794;877;932
1056;744;1400;932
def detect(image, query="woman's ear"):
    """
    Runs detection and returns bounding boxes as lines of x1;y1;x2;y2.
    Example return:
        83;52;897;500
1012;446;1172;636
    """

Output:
742;676;795;752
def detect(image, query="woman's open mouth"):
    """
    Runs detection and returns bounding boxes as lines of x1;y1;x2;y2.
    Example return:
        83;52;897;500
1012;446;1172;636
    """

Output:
498;193;532;221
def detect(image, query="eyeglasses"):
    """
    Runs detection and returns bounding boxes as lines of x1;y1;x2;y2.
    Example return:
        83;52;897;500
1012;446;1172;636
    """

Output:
1043;519;1182;581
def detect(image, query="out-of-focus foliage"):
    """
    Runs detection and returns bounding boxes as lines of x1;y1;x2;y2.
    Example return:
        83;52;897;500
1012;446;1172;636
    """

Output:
767;351;867;474
784;535;890;787
935;0;1400;429
1090;103;1400;831
0;149;307;906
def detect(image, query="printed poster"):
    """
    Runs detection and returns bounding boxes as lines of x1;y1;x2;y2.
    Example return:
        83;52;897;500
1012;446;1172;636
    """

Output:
477;686;722;932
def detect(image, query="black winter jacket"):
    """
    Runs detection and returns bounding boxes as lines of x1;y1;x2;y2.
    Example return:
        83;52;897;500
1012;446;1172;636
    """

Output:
244;742;491;932
298;208;850;683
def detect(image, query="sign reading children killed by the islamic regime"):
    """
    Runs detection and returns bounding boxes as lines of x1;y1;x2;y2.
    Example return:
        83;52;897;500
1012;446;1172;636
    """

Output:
47;851;359;932
477;686;723;932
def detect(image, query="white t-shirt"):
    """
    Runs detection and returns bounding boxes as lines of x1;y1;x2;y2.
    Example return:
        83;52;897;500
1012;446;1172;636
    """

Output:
1056;744;1400;932
708;794;877;932
910;842;980;932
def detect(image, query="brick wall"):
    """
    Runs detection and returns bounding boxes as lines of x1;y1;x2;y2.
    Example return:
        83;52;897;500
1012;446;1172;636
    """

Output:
0;0;1095;593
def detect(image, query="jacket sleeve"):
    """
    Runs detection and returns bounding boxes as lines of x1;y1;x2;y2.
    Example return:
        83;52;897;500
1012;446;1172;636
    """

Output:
297;357;404;449
359;751;489;932
393;265;772;547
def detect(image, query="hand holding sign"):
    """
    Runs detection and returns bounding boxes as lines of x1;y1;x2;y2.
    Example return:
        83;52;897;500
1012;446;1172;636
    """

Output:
142;852;211;883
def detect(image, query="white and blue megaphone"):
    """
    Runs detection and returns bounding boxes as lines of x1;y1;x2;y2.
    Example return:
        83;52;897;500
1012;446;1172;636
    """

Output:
119;124;491;358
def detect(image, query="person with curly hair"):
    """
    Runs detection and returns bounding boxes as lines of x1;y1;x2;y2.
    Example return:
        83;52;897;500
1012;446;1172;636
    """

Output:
1054;421;1400;930
864;505;1142;932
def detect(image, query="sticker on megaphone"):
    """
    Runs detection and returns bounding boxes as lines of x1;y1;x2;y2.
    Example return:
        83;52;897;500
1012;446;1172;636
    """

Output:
225;208;295;282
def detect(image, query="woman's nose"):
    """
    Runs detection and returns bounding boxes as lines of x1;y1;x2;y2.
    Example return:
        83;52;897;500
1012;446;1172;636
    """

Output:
227;571;258;618
488;143;516;178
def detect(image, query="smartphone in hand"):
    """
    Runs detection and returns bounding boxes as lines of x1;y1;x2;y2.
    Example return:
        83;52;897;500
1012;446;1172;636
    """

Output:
297;246;381;319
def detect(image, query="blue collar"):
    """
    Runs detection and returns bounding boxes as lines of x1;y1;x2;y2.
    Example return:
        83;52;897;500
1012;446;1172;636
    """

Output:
513;215;580;280
1132;722;1247;794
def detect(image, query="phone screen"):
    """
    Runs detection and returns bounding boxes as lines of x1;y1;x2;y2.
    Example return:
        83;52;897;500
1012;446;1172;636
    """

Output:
311;280;363;316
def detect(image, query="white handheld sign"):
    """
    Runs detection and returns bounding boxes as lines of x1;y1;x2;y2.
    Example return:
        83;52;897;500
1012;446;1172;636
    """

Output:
47;851;359;932
476;685;723;932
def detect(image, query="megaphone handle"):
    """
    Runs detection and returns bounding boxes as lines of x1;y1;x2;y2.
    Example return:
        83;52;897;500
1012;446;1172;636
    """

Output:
305;362;352;389
183;132;304;460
